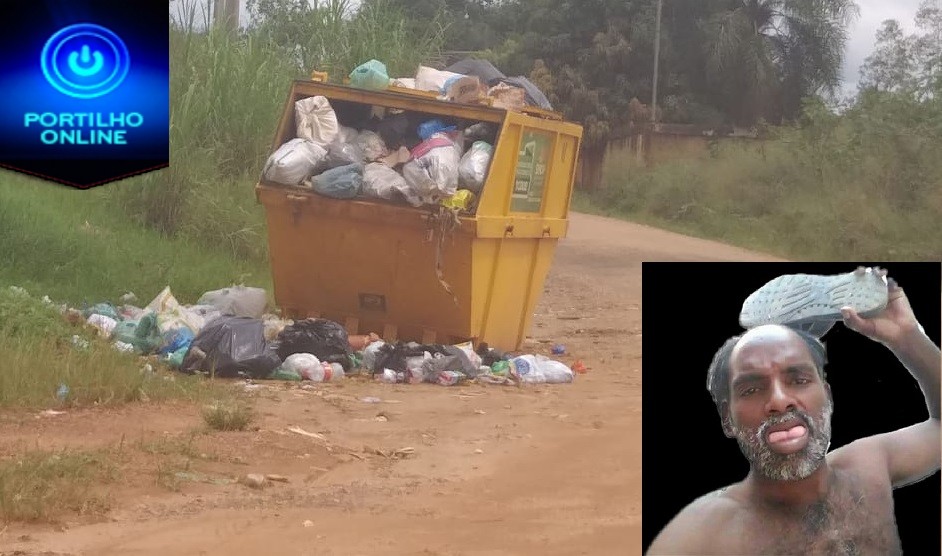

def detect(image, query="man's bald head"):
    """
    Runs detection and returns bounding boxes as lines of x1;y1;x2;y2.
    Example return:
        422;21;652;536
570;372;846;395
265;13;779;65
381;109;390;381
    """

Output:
706;325;828;410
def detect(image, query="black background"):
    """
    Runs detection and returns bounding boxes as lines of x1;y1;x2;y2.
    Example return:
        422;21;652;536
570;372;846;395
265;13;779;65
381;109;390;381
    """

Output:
642;262;941;554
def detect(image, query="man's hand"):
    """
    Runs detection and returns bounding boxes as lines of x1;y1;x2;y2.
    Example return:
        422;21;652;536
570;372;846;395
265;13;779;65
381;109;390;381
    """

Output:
840;267;921;349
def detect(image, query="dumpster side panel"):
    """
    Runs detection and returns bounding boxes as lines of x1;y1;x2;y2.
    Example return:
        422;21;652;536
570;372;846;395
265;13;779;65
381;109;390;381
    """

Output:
259;186;475;342
472;236;558;350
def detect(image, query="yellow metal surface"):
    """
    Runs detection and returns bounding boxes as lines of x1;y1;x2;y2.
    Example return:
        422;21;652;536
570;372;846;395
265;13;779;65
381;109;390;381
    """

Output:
257;80;583;350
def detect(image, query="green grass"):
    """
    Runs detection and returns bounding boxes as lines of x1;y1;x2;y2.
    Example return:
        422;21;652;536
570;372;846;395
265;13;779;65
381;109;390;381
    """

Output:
201;400;254;431
0;287;239;410
0;449;117;522
0;175;272;305
584;96;942;260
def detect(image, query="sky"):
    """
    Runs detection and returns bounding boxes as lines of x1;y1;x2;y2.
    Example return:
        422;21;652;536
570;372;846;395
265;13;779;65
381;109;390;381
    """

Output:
171;0;927;96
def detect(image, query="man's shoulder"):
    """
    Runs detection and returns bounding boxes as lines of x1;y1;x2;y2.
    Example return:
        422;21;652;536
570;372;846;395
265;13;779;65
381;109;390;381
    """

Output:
646;486;743;555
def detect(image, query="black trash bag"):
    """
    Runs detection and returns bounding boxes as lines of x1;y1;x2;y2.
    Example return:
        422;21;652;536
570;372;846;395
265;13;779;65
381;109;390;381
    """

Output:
276;318;351;370
370;341;429;374
374;112;411;150
370;342;478;377
445;58;506;86
180;316;281;378
476;341;506;367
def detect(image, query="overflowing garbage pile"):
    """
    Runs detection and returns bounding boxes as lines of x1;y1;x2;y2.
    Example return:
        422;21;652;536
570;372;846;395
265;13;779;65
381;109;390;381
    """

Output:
68;285;580;387
261;57;551;212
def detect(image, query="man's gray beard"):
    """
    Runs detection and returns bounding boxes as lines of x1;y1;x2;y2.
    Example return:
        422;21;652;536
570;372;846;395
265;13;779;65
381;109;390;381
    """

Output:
734;402;833;481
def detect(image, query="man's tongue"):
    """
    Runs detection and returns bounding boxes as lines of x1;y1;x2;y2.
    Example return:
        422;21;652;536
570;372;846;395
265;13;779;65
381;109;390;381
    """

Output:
767;425;807;443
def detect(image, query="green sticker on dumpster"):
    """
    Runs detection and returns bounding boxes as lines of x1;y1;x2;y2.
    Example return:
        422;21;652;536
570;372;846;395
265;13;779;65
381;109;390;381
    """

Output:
511;131;551;213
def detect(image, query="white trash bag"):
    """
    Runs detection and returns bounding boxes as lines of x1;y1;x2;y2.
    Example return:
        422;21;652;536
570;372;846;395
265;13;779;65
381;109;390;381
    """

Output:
458;141;493;192
402;132;462;205
295;96;339;147
262;138;327;186
337;126;360;144
362;162;413;203
282;353;321;381
197;286;268;319
356;130;388;162
510;354;574;384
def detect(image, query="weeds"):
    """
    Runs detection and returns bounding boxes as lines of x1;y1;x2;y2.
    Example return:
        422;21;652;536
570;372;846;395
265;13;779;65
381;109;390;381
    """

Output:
0;449;116;522
201;401;254;431
591;95;942;259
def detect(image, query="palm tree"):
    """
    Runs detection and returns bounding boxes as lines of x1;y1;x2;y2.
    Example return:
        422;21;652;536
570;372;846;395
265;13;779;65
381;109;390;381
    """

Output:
703;0;859;125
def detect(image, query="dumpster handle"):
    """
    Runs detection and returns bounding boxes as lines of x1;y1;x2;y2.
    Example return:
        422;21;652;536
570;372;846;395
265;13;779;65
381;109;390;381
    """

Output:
287;194;307;226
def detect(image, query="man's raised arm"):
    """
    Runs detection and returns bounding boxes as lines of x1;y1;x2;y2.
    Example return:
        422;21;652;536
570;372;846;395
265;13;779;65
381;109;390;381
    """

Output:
841;270;941;487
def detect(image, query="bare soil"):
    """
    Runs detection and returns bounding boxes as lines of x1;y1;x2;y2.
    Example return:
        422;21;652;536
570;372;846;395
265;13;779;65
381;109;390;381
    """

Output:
0;213;781;556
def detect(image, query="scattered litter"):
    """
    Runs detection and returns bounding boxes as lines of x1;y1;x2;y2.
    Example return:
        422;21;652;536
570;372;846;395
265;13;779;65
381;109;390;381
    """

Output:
38;409;66;418
113;341;134;353
56;383;69;401
266;474;289;483
572;360;589;374
303;520;315;528
86;313;118;338
365;446;415;459
287;426;327;441
239;473;267;489
360;396;382;404
70;335;89;350
474;409;486;415
474;449;484;454
552;344;566;355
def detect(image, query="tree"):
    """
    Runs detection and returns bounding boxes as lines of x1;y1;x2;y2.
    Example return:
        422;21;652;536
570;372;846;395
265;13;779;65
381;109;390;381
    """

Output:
859;20;918;94
860;0;942;100
702;0;858;125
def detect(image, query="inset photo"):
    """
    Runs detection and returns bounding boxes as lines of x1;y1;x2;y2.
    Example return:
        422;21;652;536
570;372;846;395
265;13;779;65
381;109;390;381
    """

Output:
642;263;941;555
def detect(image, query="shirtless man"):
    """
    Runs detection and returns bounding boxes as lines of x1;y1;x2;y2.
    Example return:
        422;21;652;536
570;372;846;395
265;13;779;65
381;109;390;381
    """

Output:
646;273;940;555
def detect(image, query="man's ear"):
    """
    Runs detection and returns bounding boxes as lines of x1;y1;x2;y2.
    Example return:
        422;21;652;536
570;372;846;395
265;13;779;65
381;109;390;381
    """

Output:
825;382;833;407
720;401;736;438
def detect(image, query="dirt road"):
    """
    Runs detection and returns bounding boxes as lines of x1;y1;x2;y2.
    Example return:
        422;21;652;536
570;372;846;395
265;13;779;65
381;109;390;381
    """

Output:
1;213;781;556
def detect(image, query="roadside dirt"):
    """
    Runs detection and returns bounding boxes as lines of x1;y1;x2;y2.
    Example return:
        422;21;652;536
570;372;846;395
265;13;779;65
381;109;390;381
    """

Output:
0;213;781;555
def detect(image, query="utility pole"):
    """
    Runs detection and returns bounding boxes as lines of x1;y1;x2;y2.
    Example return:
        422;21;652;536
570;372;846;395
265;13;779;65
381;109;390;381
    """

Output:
651;0;663;125
214;0;240;33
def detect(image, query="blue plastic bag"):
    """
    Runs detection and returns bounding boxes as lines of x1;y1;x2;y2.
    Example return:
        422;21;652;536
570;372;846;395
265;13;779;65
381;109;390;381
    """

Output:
312;163;363;199
349;60;390;90
158;327;195;356
417;119;457;141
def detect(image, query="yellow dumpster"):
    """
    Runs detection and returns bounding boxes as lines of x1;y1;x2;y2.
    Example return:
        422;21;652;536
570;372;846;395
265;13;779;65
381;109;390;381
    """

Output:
256;79;583;351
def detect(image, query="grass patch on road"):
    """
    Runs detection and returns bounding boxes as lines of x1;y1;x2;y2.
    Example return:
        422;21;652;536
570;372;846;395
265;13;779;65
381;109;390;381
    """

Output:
201;401;254;432
0;449;117;522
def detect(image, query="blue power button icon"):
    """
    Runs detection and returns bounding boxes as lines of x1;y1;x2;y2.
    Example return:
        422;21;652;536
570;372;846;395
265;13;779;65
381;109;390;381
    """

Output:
41;24;129;99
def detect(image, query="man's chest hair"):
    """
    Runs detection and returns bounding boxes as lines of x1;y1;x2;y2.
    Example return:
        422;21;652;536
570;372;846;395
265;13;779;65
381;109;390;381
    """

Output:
736;471;901;555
